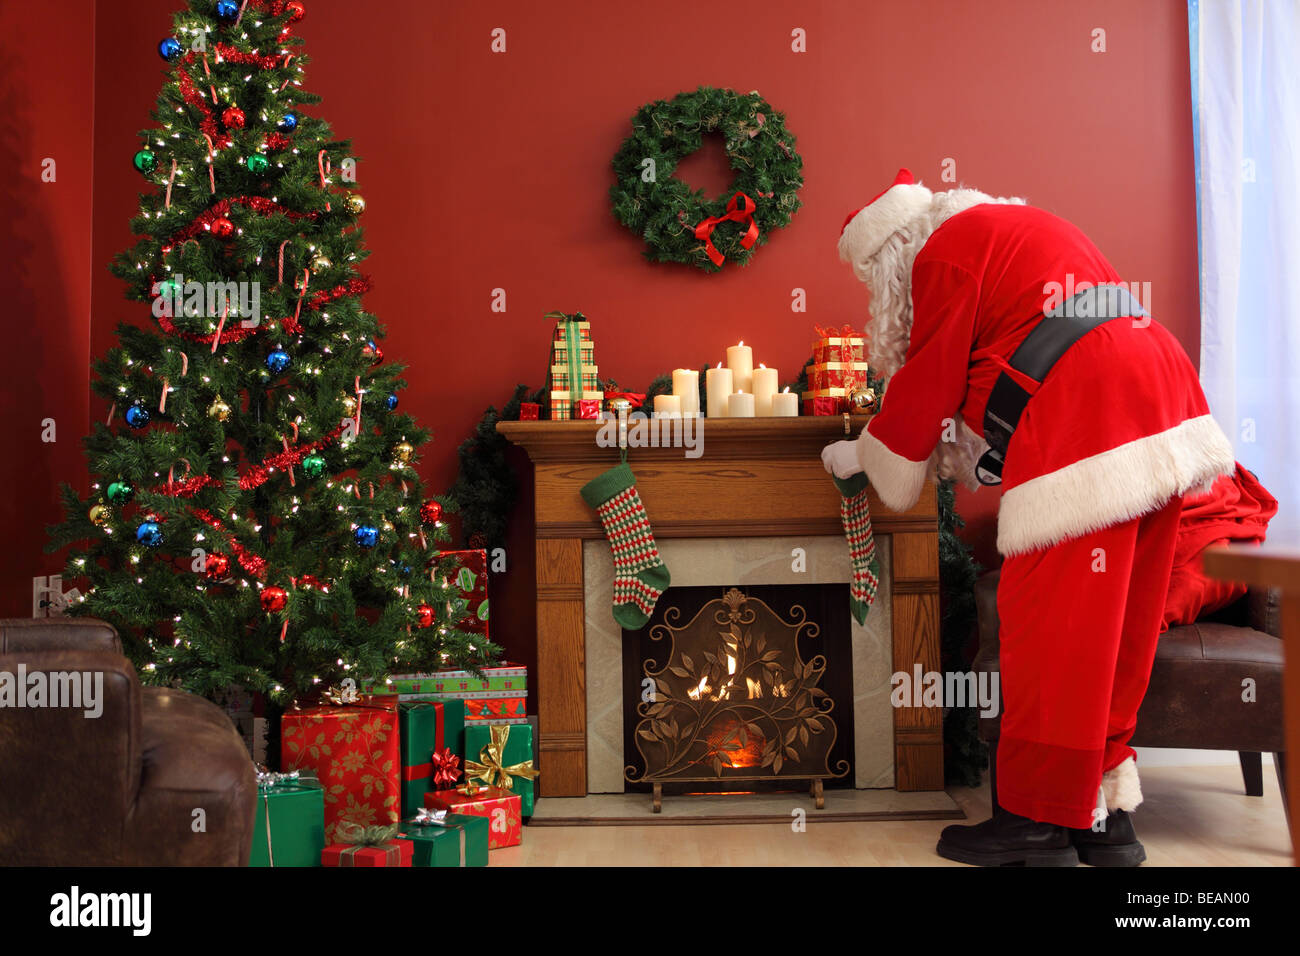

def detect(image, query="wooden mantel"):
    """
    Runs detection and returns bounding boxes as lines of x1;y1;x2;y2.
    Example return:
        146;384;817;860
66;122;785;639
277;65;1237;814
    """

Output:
498;417;943;796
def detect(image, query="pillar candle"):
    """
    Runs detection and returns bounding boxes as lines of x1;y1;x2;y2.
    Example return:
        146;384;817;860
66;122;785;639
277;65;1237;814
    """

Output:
752;365;778;416
772;389;798;417
672;368;700;416
653;394;681;418
727;391;755;418
705;364;732;418
726;342;753;395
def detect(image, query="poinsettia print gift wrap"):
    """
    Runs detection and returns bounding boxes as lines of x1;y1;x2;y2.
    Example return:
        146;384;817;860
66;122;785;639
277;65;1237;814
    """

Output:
281;696;401;845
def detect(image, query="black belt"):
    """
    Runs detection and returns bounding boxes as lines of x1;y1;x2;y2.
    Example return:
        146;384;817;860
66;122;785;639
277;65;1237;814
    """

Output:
975;284;1147;486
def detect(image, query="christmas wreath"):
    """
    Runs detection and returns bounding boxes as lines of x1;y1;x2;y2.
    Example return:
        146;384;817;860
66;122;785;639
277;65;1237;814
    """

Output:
609;87;803;272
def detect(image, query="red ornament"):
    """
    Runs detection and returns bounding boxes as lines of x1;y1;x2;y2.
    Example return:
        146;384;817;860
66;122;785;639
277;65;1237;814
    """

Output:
204;552;231;579
298;574;328;591
222;106;246;130
286;1;306;21
419;500;443;525
260;585;289;613
415;603;434;628
362;341;383;366
211;216;235;238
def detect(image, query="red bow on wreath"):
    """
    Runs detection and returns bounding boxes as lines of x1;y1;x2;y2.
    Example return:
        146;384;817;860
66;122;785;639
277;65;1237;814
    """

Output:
430;746;461;789
694;192;759;267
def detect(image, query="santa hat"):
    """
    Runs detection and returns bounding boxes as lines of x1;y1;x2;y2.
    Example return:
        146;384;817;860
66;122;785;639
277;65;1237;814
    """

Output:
837;168;934;265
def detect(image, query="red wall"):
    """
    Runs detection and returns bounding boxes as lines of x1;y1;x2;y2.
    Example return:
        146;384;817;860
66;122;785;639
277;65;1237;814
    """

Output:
6;1;1199;633
0;1;96;616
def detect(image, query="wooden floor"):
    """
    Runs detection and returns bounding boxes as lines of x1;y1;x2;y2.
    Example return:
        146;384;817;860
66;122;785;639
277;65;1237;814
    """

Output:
493;763;1292;866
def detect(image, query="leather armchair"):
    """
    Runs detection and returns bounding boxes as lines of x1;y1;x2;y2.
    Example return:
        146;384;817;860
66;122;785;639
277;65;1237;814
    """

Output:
0;617;257;865
973;571;1288;819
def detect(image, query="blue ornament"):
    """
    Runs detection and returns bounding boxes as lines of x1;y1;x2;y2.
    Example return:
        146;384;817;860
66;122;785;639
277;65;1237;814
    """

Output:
215;0;239;21
265;349;292;375
278;113;298;132
385;393;399;411
158;37;183;61
136;520;164;548
354;524;379;548
124;403;151;429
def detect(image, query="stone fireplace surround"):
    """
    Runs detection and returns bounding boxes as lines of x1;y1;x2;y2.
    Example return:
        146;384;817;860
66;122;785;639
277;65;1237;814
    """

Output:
584;535;895;792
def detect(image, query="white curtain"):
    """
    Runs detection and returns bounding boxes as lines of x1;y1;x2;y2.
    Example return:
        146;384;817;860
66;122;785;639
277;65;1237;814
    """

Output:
1193;0;1300;544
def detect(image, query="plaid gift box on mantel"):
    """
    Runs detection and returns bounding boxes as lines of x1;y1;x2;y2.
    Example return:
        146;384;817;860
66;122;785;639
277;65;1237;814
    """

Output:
545;310;603;420
803;325;871;415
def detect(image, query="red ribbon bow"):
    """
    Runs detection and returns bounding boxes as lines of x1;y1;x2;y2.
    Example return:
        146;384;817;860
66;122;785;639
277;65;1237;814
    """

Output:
604;391;646;409
430;746;462;789
694;192;759;267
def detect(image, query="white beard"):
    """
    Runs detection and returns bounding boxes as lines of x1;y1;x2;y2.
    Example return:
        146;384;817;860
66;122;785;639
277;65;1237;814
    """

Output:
856;188;1026;491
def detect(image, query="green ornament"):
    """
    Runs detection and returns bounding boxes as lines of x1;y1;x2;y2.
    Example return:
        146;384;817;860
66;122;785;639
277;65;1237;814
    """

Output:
133;149;157;174
106;480;134;505
247;153;270;175
301;453;327;479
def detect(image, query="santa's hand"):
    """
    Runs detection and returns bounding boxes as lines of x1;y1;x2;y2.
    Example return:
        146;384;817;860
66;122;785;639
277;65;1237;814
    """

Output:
821;440;863;479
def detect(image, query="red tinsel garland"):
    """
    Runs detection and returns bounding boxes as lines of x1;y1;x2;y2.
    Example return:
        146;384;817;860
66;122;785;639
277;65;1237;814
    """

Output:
213;42;285;71
238;424;346;491
177;57;230;149
163;196;314;248
263;132;296;152
191;508;268;579
155;474;223;498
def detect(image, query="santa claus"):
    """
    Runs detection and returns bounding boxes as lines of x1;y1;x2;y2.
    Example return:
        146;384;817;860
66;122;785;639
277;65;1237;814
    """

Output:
823;169;1246;866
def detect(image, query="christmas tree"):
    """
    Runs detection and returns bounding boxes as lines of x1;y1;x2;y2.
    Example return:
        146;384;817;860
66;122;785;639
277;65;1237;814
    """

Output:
47;0;497;706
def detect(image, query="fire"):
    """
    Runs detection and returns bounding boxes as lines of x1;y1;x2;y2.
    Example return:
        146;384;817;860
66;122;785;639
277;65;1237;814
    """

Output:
704;717;765;768
687;652;766;702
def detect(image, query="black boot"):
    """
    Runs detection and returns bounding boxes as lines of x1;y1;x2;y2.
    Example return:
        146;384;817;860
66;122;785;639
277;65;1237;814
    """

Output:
1071;810;1146;867
936;809;1079;866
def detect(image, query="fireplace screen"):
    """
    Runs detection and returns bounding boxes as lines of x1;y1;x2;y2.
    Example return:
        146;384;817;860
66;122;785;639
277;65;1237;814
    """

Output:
624;587;851;811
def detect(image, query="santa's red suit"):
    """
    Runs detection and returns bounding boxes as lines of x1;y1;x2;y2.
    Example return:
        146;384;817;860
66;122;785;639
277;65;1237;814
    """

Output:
828;170;1238;832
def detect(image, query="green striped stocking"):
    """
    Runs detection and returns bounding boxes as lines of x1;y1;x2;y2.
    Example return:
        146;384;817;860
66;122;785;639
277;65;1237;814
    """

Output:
833;472;880;625
581;463;671;630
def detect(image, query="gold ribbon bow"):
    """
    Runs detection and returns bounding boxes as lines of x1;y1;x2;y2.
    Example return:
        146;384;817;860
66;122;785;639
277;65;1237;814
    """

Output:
464;725;539;792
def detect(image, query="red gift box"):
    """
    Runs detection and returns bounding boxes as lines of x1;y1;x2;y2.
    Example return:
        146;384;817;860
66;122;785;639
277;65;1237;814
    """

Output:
519;403;540;420
576;399;600;420
281;696;401;845
431;549;489;639
808;362;871;391
425;785;522;849
321;839;413;867
803;395;841;416
464;695;527;723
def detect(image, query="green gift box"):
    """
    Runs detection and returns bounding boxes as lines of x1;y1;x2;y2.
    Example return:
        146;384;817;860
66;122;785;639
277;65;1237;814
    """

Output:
464;723;537;817
248;775;325;867
397;810;489;867
399;699;466;819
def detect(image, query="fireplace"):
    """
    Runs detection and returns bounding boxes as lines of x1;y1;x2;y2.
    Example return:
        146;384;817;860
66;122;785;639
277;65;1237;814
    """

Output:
622;585;854;810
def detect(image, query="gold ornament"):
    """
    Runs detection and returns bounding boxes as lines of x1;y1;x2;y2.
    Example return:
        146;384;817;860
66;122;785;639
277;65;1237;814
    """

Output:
345;193;366;215
310;254;332;274
89;503;112;527
381;518;395;533
207;395;232;421
341;394;358;416
848;386;877;414
392;441;415;464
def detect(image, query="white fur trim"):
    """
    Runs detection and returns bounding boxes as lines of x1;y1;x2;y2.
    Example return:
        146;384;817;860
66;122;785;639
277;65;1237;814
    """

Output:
997;414;1236;556
1101;756;1143;813
856;427;928;512
838;183;933;268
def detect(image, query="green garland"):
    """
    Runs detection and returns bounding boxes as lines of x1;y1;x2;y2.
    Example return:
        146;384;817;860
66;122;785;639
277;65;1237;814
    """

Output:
453;360;986;785
609;87;803;272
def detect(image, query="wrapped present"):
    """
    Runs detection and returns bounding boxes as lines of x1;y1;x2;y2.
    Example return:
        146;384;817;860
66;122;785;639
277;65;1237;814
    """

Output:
248;769;326;867
802;387;851;416
397;807;490;867
425;784;523;849
809;361;872;391
519;403;540;421
281;695;401;845
378;663;526;697
399;699;466;818
464;694;527;723
548;389;604;421
546;310;604;419
576;399;601;420
464;723;538;817
429;549;490;638
811;324;866;365
321;823;413;867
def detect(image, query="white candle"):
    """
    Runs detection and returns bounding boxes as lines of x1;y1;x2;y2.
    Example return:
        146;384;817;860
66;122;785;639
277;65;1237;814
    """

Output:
772;388;798;417
672;368;700;416
752;364;778;416
653;394;681;418
727;391;755;418
706;363;732;418
726;341;753;395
